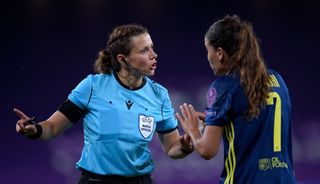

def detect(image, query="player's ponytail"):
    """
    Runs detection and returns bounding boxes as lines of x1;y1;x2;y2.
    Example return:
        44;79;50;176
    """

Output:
206;15;270;119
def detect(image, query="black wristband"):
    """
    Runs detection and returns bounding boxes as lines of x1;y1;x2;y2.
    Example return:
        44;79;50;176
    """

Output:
25;117;43;140
181;146;193;155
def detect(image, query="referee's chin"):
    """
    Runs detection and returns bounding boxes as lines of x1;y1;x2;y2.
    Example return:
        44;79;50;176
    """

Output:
146;70;155;77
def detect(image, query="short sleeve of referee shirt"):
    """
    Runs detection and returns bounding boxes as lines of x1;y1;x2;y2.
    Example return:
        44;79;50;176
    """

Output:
67;74;93;110
155;90;178;133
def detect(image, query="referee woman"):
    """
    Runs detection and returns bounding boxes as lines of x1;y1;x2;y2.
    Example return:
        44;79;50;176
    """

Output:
14;24;193;184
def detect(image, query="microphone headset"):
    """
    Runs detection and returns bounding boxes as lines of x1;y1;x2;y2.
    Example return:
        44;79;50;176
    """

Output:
122;58;143;75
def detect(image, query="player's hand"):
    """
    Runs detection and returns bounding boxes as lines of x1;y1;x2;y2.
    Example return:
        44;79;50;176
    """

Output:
13;108;37;136
196;111;206;131
176;103;202;140
196;111;205;121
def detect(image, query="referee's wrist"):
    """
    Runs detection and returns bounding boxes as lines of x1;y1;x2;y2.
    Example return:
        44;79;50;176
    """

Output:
25;117;43;140
180;146;193;155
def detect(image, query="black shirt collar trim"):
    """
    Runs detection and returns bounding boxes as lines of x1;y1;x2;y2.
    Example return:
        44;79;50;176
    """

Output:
113;71;146;91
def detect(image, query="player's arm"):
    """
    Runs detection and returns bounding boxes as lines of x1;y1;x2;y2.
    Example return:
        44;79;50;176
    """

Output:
158;129;194;159
194;125;223;160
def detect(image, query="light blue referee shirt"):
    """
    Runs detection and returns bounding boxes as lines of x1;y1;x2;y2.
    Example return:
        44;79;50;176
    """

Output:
68;72;177;176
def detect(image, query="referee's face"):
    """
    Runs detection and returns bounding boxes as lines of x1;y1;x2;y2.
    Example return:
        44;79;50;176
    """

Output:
125;33;158;77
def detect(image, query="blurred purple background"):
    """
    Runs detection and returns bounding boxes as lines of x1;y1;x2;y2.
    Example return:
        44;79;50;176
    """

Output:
1;1;319;184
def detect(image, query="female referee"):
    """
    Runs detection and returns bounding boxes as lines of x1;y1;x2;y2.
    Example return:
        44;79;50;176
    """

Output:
14;24;193;184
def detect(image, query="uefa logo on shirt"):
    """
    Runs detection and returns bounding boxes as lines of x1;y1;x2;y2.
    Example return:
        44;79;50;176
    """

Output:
139;115;155;139
207;87;217;108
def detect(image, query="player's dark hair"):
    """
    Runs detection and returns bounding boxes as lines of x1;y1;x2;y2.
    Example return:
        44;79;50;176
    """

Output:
205;15;270;119
94;24;148;74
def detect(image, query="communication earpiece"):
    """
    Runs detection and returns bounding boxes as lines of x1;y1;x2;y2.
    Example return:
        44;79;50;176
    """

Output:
118;55;142;74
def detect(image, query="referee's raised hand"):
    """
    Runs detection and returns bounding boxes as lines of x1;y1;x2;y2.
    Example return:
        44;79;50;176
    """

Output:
13;108;37;136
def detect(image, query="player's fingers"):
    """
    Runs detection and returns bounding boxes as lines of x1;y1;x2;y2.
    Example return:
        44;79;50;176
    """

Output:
188;104;198;118
176;113;189;133
183;105;199;129
182;103;192;118
175;112;184;123
13;108;29;120
179;104;188;119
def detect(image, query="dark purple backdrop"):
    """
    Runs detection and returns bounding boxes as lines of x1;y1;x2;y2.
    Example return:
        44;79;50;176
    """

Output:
1;1;319;184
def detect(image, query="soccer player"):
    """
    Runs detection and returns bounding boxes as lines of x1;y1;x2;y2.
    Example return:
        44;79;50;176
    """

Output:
14;24;193;184
176;15;296;184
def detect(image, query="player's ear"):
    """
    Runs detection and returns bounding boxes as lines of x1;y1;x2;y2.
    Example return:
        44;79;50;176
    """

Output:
216;47;225;64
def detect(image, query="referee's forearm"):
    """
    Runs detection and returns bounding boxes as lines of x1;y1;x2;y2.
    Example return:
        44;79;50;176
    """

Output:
38;111;73;140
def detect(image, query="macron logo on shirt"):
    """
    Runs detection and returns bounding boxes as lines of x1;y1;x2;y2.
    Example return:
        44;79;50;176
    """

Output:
125;100;133;110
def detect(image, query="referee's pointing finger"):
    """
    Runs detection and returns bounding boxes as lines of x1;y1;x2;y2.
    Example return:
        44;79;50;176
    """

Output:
13;108;29;119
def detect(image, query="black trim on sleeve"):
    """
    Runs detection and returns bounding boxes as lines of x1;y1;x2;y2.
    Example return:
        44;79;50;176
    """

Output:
58;99;87;123
156;126;178;134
